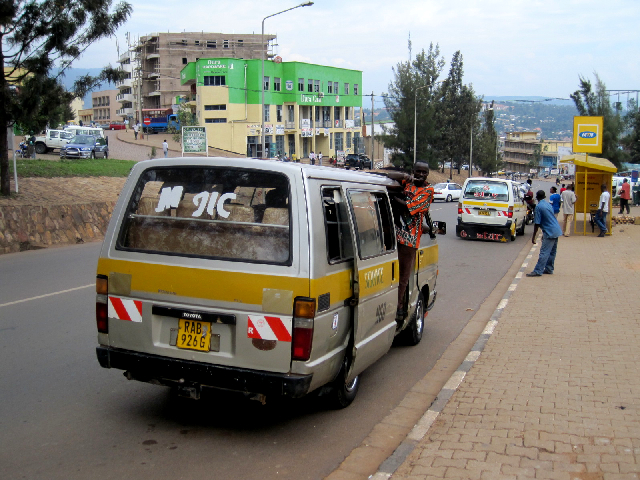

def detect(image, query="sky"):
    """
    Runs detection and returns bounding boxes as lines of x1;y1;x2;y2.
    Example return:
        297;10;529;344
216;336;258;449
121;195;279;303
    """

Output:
76;0;640;107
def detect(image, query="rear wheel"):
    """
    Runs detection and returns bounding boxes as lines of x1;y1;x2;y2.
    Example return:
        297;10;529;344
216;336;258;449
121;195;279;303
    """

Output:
35;143;47;154
398;292;425;346
446;194;452;202
328;356;360;409
517;218;526;236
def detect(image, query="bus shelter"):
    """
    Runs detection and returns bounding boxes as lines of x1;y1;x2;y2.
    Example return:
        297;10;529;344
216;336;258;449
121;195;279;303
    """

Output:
559;154;617;235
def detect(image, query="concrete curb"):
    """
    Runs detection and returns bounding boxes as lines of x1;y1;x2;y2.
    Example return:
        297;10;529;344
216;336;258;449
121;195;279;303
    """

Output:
368;241;539;479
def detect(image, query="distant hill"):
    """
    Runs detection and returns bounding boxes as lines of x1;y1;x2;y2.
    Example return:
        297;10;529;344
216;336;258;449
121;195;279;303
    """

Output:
54;67;116;109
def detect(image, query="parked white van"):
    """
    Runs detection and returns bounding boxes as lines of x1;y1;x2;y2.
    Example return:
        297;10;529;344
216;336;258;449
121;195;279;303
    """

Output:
456;177;527;242
64;125;105;138
95;158;444;407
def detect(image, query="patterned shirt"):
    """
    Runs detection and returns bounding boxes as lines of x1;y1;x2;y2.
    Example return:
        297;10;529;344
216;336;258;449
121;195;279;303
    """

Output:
396;180;434;248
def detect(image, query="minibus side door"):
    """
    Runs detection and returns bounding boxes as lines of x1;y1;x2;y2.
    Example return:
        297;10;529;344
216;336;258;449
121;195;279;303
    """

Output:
340;186;398;383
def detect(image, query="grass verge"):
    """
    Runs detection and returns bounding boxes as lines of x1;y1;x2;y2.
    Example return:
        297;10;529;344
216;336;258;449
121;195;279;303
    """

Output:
8;158;137;178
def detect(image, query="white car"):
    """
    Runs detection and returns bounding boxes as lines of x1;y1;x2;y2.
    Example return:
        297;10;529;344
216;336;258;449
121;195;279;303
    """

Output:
433;182;463;202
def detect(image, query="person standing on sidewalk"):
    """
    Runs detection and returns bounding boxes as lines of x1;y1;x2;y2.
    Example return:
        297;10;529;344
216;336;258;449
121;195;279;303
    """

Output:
549;186;561;217
133;122;139;140
318;151;323;166
527;190;563;277
594;184;610;237
309;151;316;165
618;178;631;215
560;184;577;237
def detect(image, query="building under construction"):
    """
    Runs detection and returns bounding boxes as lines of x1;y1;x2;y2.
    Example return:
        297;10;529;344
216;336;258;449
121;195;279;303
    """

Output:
117;32;276;120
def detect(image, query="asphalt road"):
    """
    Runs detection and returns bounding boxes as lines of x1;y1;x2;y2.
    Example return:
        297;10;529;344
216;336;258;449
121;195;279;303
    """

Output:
0;191;544;480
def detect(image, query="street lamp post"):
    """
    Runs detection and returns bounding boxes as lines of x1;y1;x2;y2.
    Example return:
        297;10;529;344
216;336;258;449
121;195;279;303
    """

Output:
413;85;428;165
261;2;313;159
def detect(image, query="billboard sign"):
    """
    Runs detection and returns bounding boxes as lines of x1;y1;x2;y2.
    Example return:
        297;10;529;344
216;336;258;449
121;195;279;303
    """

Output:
573;116;603;154
182;126;207;155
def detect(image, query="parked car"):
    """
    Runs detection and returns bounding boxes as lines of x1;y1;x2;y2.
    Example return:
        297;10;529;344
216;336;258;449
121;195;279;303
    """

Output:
109;122;126;130
433;182;463;202
345;153;372;169
60;135;109;159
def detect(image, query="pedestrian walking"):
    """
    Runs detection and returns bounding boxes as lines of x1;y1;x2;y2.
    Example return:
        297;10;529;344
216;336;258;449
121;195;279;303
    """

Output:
594;183;610;237
310;151;316;165
318;151;323;166
162;139;169;158
526;190;563;277
549;186;561;217
124;118;129;132
618;178;631;215
560;184;577;237
133;122;139;140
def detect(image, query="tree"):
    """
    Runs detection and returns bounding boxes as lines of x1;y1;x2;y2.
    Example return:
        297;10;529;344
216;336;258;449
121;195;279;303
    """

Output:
1;0;132;196
475;101;499;175
621;100;640;165
381;42;445;171
570;73;626;169
435;51;482;175
170;104;198;144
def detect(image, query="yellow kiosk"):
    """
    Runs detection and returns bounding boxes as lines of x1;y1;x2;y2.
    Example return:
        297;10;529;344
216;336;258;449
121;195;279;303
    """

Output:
558;116;617;236
559;154;616;235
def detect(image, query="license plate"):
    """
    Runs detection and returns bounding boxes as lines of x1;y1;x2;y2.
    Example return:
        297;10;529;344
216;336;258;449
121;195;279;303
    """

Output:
478;210;491;216
177;319;211;352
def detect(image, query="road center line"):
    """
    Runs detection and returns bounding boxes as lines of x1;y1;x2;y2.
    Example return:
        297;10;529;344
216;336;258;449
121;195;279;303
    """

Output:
0;284;94;308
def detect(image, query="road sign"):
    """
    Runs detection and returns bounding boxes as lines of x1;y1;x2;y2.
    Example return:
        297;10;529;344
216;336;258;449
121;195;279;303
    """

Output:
143;118;151;126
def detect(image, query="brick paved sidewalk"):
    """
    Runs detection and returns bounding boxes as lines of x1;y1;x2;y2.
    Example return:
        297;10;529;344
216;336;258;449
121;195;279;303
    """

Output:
391;223;640;480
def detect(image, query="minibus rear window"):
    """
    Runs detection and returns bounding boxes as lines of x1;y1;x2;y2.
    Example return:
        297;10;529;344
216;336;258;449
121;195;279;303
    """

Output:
116;166;291;265
463;180;509;202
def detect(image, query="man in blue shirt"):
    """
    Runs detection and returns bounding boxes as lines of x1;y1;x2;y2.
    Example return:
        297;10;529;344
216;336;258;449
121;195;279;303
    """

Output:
526;190;563;277
549;186;561;217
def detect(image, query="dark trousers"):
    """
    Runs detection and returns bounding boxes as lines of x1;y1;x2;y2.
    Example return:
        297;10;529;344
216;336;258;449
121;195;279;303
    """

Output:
397;243;417;311
619;198;630;214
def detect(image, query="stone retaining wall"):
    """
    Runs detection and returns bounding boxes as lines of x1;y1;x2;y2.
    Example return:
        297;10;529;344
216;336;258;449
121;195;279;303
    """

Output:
0;202;116;254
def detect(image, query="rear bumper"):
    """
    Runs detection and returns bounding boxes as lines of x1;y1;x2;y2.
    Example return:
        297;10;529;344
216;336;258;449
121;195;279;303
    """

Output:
96;346;313;398
456;220;512;242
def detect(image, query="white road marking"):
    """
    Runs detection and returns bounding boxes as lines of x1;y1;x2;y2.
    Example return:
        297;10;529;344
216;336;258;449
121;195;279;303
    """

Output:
0;284;94;308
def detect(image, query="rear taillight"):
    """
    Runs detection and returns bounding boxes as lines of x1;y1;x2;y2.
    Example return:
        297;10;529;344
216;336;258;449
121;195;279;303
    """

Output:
507;206;513;218
458;202;463;215
292;297;315;361
96;275;108;334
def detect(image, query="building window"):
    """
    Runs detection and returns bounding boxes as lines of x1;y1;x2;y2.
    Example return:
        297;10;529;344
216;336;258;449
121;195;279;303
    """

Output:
344;83;349;95
354;84;359;96
276;105;283;122
335;132;343;151
223;40;229;49
307;79;313;93
347;132;352;148
204;105;227;111
334;82;339;95
274;77;281;92
237;39;243;47
195;40;200;46
287;105;294;122
264;76;270;91
264;105;270;122
298;78;304;91
205;118;227;123
207;40;217;48
182;58;187;65
314;80;320;93
203;75;226;86
328;82;333;94
330;132;333;149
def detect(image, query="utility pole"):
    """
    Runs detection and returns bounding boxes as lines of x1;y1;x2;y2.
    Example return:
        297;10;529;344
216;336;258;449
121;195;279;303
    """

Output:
370;91;374;166
469;125;473;178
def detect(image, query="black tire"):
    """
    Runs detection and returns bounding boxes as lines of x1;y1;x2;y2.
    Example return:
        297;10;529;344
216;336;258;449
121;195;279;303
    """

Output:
516;218;526;236
446;194;452;202
35;143;47;154
328;356;360;409
398;292;425;346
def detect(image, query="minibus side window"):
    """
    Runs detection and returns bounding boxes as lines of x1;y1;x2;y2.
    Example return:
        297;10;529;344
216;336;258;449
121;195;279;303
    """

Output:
322;187;353;263
348;190;395;259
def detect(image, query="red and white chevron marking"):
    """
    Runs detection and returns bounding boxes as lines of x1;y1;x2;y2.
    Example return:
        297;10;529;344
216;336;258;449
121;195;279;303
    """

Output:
108;296;142;322
247;315;292;342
